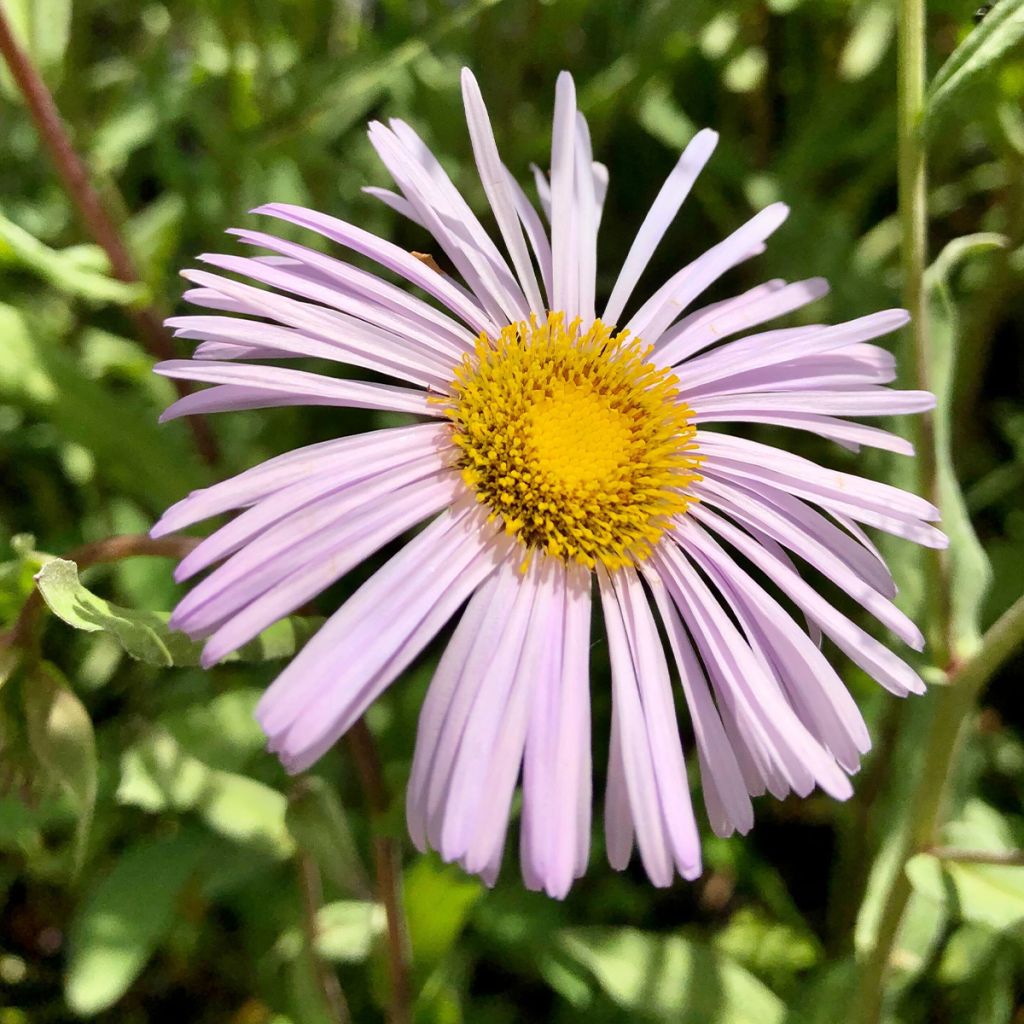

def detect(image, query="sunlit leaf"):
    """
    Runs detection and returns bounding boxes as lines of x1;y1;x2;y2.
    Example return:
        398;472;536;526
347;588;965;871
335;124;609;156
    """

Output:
938;924;1019;1024
925;234;1005;655
0;0;72;97
317;901;386;961
117;726;294;859
64;830;207;1015
0;212;147;306
713;907;821;989
906;853;1024;931
906;801;1024;931
22;661;96;872
839;3;895;81
558;927;785;1024
404;856;483;969
928;0;1024;126
0;303;206;511
35;559;321;667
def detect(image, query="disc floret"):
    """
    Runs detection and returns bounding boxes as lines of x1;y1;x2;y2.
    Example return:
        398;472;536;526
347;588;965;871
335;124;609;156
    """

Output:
444;313;701;570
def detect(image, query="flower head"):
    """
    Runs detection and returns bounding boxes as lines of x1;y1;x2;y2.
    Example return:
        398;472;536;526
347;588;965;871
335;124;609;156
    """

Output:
154;69;946;897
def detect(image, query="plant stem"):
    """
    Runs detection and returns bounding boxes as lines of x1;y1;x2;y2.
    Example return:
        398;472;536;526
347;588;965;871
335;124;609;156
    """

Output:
295;847;350;1022
346;719;412;1024
855;592;1024;1023
0;8;218;466
895;0;950;665
1;534;199;654
929;847;1024;866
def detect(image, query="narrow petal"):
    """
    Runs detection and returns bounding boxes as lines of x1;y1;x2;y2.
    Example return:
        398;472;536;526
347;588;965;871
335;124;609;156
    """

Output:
603;129;718;327
407;569;505;852
678;309;909;392
692;389;936;419
627;203;790;344
656;277;829;367
155;359;436;419
196;474;460;663
450;562;565;880
520;562;593;897
694;475;923;648
643;568;754;837
175;448;448;584
698;468;897;598
152;423;445;537
652;541;853;801
573;112;599;324
614;568;702;879
461;69;546;315
550;72;579;318
692;411;917;456
256;505;510;773
687;506;926;696
253;203;499;336
367;121;528;325
598;568;700;886
681;536;871;772
171;466;456;633
227;228;475;352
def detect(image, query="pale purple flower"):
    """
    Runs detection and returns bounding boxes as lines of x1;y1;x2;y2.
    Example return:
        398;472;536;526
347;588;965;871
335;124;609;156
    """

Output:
153;69;945;897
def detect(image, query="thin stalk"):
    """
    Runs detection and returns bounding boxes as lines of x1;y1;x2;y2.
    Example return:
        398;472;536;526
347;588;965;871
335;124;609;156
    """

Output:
346;720;412;1024
894;0;950;665
1;534;200;654
296;847;350;1022
855;592;1024;1023
897;0;949;648
929;847;1024;867
0;9;218;465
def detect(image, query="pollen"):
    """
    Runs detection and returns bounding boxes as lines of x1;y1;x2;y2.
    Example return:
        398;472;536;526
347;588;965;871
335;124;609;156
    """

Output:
442;313;702;571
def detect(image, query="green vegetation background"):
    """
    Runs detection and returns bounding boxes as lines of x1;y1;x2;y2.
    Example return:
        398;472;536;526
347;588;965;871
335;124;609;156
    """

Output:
1;1;1023;1021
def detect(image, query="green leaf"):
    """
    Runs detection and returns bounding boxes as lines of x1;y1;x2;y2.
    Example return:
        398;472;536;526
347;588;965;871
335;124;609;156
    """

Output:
64;830;207;1015
403;856;483;971
558;927;785;1024
158;688;267;772
925;234;1005;656
906;802;1024;931
839;3;894;82
286;777;371;897
117;727;294;859
928;0;1024;126
22;662;96;872
0;301;206;511
35;559;322;667
938;925;1019;1024
712;907;821;989
274;900;384;1024
0;302;57;406
906;853;1024;931
0;212;147;306
314;901;386;962
0;0;72;97
124;194;186;287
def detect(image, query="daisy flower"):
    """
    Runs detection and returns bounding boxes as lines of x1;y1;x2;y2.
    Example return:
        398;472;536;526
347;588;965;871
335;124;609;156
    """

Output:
153;69;945;897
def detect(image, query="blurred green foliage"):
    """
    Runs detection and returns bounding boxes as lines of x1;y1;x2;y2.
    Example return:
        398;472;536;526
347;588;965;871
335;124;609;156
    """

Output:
1;1;1024;1022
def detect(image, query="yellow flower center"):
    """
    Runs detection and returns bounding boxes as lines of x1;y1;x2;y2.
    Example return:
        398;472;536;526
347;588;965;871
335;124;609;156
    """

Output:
443;313;701;570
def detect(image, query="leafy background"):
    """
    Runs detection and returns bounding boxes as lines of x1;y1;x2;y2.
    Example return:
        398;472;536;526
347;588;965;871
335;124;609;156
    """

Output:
2;0;1024;1021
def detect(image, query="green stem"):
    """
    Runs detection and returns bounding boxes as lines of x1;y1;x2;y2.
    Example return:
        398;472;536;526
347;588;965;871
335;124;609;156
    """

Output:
854;592;1024;1023
895;0;950;666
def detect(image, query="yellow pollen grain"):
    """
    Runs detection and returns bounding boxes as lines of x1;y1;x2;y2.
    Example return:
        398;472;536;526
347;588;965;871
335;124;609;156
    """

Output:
441;312;702;571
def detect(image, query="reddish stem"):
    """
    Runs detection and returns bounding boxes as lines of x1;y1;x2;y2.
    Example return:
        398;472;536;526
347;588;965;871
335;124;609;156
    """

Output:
0;10;217;465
